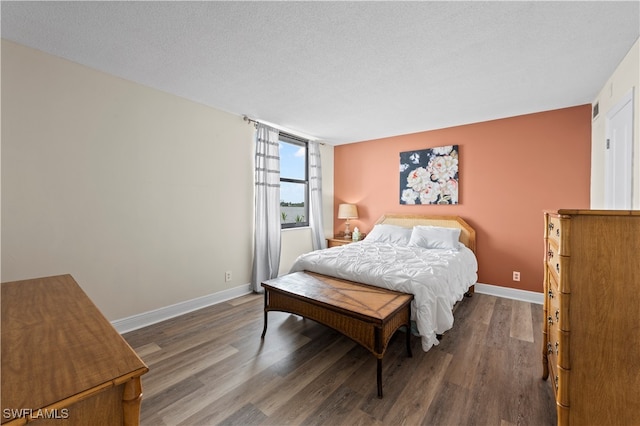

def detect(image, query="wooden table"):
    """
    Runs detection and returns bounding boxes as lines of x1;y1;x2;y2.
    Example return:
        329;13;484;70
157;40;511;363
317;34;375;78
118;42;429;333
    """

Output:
1;275;148;425
261;271;413;398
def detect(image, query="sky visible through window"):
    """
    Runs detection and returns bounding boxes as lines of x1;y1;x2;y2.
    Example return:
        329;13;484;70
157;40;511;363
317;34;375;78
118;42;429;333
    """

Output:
280;141;306;204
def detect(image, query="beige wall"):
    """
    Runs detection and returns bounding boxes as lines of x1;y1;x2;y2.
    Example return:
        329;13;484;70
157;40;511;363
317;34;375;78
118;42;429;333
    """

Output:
1;40;333;321
591;38;640;208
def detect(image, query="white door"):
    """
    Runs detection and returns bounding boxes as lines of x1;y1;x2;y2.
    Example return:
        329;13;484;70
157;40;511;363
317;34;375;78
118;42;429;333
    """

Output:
605;90;634;209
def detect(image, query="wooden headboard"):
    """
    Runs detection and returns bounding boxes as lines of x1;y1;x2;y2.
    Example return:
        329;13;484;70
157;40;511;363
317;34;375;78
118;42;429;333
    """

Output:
375;214;476;253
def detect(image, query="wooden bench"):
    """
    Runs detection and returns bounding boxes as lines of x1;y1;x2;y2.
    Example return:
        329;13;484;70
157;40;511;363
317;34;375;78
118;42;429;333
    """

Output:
261;271;413;398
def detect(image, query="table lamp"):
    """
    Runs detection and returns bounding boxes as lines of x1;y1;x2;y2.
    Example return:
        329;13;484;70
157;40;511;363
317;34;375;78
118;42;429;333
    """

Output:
337;204;358;237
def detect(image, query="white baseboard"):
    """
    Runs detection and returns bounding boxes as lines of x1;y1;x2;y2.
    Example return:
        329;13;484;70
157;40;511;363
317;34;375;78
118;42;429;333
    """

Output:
474;283;544;305
112;283;252;334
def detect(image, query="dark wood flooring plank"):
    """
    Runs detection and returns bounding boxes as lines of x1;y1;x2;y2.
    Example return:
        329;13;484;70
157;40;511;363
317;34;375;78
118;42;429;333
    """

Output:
358;335;427;419
159;327;311;424
176;364;283;425
510;299;535;342
141;375;204;420
262;343;372;425
420;381;472;425
252;332;359;417
216;403;268;426
123;293;557;426
382;348;453;425
141;340;238;399
300;384;365;425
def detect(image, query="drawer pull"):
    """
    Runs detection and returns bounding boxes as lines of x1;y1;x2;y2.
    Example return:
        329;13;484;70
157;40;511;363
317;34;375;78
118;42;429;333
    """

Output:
548;316;554;325
555;310;560;322
549;223;555;231
548;289;554;299
556;229;560;238
547;342;553;355
556;263;560;273
548;250;554;260
555;375;559;390
555;341;559;355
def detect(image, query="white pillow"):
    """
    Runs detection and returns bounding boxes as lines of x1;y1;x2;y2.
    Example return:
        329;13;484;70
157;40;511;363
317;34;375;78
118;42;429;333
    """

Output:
366;224;412;245
409;226;461;250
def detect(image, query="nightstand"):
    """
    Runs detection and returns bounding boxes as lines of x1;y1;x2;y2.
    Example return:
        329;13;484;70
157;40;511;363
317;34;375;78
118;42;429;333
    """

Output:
327;235;365;248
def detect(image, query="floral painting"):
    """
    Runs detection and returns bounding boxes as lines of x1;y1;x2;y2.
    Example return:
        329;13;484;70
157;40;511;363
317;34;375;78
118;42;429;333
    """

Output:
399;145;459;205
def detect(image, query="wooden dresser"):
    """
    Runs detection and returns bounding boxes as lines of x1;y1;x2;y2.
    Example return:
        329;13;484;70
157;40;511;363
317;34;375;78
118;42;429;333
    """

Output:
542;210;640;425
1;274;148;425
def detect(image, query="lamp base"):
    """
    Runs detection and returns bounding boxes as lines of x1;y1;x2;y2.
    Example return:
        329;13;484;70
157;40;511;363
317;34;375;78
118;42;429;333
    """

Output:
344;222;351;237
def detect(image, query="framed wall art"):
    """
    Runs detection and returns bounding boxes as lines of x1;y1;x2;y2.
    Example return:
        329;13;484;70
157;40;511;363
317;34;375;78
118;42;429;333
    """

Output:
399;145;459;205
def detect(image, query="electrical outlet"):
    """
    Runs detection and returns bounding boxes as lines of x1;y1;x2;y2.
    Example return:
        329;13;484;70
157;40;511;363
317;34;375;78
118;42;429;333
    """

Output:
225;271;232;282
513;271;520;282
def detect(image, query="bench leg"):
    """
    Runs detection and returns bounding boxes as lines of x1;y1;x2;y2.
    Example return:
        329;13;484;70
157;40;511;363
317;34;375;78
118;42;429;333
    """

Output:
261;290;268;339
374;327;384;399
377;358;383;398
406;304;413;357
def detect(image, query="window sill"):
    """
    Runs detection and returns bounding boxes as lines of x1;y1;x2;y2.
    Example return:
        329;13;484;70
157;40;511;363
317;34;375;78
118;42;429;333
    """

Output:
281;226;310;232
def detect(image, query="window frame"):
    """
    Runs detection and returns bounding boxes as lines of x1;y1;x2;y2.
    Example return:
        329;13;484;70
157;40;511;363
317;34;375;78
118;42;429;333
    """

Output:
279;133;309;229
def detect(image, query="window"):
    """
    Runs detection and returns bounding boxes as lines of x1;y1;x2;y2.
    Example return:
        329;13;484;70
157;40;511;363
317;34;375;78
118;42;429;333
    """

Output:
279;133;308;228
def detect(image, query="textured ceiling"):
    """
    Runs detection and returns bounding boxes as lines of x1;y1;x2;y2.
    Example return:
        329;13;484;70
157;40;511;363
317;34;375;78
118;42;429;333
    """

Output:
2;1;639;145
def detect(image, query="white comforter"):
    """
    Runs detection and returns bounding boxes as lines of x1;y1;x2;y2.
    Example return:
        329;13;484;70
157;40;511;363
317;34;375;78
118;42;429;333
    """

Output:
289;241;478;351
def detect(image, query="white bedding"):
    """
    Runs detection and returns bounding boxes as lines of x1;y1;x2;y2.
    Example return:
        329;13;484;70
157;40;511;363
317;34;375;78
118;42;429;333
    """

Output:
289;241;478;351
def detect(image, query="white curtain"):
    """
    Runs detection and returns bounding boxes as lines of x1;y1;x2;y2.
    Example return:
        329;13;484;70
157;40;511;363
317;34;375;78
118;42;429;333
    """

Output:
308;141;326;250
251;124;281;293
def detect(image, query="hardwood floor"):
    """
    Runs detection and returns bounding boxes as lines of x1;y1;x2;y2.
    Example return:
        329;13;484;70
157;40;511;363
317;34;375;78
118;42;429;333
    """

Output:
123;292;557;425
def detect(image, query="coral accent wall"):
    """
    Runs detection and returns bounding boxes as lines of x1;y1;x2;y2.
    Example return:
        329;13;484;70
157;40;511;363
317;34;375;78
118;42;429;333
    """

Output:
334;105;591;293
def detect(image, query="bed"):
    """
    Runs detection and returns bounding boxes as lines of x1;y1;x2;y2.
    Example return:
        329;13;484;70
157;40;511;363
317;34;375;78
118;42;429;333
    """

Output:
289;214;478;352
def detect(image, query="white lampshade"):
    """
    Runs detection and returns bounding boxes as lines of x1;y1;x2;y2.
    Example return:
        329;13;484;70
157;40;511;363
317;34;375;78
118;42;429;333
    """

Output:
337;204;358;219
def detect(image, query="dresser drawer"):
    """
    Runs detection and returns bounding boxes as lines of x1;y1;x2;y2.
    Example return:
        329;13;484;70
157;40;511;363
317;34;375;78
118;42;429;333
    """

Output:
547;213;571;256
546;240;560;278
547;320;570;370
546;241;571;293
556;364;570;408
547;273;570;331
547;214;562;245
549;360;570;408
548;360;559;400
556;401;570;426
